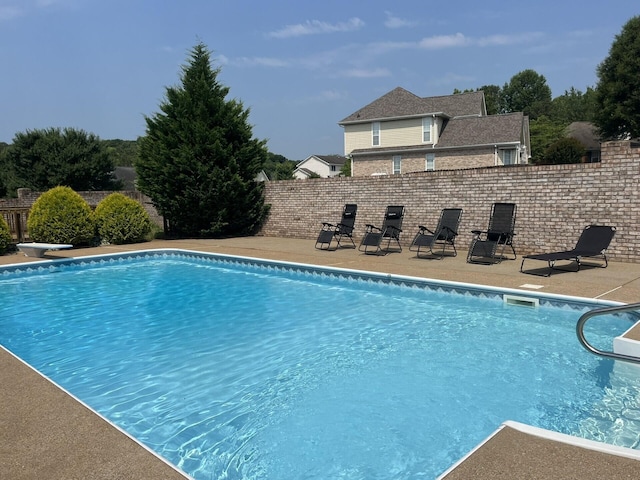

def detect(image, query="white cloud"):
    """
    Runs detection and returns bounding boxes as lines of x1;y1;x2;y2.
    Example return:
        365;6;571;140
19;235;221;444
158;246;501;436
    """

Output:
419;33;469;49
268;17;365;39
342;67;391;78
476;32;543;47
233;56;290;68
384;11;416;29
415;31;543;50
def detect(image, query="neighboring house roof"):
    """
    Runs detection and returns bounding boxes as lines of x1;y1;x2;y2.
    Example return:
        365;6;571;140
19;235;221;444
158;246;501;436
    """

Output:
255;170;270;182
339;87;486;124
293;155;347;178
293;167;317;178
436;113;526;148
566;122;600;150
296;154;347;168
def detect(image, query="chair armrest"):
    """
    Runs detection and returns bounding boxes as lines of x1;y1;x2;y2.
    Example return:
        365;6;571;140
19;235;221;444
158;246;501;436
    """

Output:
322;222;335;228
365;224;381;232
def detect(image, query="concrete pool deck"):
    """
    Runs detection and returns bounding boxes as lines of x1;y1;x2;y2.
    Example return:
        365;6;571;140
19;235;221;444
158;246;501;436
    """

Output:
2;236;640;479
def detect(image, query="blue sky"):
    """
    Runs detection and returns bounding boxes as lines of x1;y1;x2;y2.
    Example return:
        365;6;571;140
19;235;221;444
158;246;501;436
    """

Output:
0;1;637;160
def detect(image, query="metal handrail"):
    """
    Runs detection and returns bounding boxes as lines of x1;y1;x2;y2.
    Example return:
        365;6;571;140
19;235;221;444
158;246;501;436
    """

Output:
576;302;640;364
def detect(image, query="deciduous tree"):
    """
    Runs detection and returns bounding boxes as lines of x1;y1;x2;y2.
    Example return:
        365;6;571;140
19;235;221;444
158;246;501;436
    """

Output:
594;15;640;139
0;127;120;196
502;69;552;120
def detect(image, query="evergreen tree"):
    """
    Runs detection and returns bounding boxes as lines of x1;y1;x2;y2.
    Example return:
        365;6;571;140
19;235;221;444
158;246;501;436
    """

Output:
594;15;640;139
136;43;269;237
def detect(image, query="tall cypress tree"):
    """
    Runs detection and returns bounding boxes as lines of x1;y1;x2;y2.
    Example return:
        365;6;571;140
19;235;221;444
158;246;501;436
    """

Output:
136;42;269;237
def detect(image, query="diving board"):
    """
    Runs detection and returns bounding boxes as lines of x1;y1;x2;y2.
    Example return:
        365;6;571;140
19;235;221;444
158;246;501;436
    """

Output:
17;243;73;258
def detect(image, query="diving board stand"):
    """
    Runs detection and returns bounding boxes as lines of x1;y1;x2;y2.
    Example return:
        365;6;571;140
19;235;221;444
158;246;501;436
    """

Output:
17;243;73;258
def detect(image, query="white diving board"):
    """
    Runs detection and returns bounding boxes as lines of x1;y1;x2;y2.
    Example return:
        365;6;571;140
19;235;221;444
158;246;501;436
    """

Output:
17;243;73;258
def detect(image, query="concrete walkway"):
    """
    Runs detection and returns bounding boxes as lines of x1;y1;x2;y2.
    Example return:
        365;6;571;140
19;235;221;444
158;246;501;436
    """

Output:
2;236;640;479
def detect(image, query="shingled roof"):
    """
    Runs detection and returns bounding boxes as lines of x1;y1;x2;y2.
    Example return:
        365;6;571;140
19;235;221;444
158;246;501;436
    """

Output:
339;87;486;124
436;113;526;148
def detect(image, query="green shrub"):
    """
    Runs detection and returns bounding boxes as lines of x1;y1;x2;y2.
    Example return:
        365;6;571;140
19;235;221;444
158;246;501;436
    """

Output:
27;186;94;245
542;137;586;165
94;193;152;244
0;216;11;254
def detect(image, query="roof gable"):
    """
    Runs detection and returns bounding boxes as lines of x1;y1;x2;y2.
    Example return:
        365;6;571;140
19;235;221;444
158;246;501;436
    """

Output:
339;87;485;124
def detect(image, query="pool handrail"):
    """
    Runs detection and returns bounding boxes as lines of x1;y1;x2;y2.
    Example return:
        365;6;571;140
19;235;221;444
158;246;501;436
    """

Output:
576;302;640;364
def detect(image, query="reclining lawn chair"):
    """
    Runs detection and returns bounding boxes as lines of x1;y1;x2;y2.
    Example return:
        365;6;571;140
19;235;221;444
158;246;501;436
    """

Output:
409;208;463;259
520;225;616;276
358;205;405;255
315;204;358;250
467;203;517;264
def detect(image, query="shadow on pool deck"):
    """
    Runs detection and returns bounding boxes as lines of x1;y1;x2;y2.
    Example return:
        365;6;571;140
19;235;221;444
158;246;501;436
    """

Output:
2;236;640;479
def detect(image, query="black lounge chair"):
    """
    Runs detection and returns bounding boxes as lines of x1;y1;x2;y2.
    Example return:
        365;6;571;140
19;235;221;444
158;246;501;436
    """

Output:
409;208;463;259
315;204;358;250
467;203;517;264
358;205;405;255
520;225;616;276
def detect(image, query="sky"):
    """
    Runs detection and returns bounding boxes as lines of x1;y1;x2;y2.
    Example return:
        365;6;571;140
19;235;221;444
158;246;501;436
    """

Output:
0;1;637;161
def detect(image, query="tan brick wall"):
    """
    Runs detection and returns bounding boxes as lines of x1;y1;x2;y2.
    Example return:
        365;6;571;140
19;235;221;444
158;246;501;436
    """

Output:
260;141;640;263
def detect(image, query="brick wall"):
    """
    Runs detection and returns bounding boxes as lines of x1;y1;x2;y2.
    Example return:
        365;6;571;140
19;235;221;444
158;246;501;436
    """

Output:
260;140;640;263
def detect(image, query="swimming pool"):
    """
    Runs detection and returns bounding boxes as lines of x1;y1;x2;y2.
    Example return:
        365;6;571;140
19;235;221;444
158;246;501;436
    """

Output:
1;250;640;479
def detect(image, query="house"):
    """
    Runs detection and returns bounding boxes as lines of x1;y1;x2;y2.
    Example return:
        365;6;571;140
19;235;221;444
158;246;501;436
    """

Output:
293;155;347;179
566;122;601;163
255;170;270;182
338;87;531;176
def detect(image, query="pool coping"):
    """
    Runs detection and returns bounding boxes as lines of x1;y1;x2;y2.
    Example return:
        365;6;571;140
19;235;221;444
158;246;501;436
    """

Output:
1;247;627;310
3;245;640;478
438;421;640;479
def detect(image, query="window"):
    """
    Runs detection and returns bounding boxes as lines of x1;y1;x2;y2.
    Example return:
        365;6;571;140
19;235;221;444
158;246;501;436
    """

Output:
502;149;516;165
330;165;336;172
392;155;401;174
422;117;432;143
425;153;435;171
372;122;380;146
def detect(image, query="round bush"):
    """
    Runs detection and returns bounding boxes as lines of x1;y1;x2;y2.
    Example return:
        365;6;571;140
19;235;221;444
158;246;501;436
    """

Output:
27;186;94;245
0;216;12;254
94;193;152;244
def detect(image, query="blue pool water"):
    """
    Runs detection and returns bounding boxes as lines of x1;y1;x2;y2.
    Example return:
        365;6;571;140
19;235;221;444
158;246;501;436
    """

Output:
1;251;640;479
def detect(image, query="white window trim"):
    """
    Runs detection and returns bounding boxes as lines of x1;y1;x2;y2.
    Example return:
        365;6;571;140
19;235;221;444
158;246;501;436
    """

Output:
392;155;401;175
425;153;435;171
501;148;516;165
372;121;380;146
422;117;432;143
